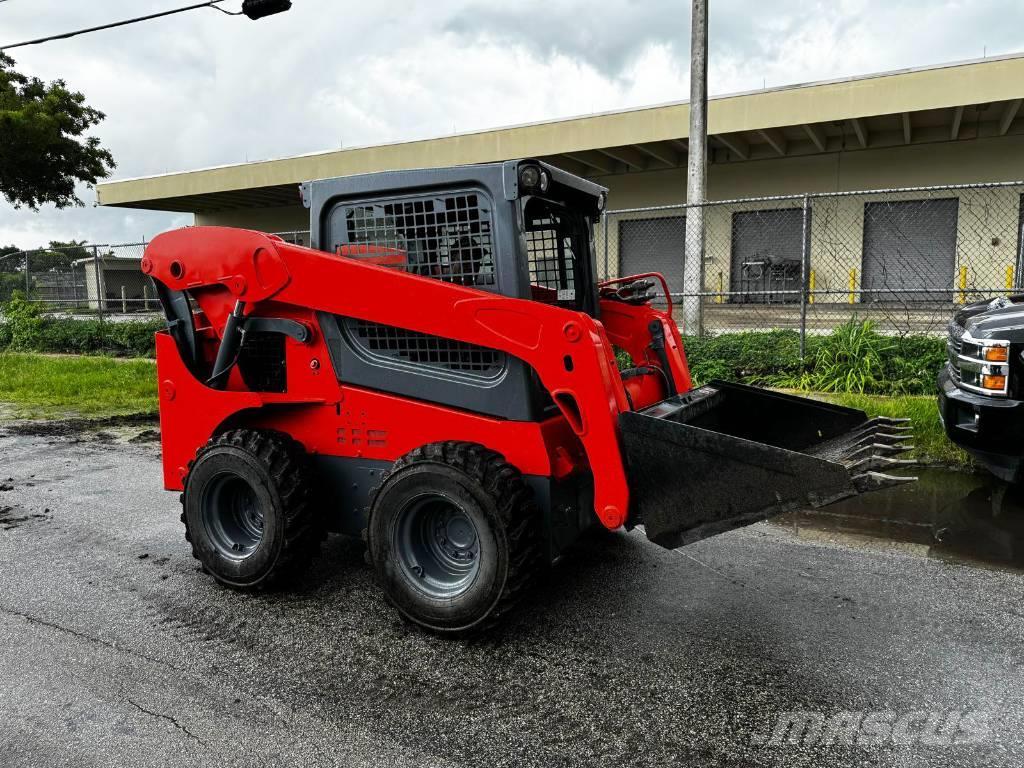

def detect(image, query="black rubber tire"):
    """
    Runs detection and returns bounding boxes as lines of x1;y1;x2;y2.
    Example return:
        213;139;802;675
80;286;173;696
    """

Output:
181;429;322;590
366;442;542;636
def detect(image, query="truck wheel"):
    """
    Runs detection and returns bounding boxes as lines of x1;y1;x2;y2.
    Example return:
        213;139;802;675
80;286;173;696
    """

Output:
366;442;542;635
182;429;322;590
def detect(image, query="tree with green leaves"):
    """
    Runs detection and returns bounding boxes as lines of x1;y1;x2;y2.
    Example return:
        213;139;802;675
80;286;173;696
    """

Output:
32;239;91;271
0;244;24;302
0;53;115;209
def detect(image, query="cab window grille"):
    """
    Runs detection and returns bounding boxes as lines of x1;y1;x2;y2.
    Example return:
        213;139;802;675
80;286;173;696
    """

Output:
339;193;495;288
526;219;576;292
335;190;504;380
352;320;502;377
524;198;587;310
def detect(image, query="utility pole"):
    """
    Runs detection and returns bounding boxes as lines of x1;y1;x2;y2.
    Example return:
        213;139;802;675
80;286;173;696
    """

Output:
683;0;708;335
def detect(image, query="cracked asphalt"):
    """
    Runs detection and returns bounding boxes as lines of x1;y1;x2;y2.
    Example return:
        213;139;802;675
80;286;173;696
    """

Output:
1;428;1023;767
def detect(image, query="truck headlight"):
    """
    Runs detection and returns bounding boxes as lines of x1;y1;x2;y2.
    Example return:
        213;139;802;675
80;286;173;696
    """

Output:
983;346;1009;362
957;335;1011;395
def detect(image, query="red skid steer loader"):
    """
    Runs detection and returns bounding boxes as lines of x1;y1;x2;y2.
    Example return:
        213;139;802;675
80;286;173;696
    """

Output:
144;160;914;635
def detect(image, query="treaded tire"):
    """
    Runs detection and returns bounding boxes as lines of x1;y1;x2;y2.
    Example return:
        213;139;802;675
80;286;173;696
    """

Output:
182;429;322;590
366;442;543;636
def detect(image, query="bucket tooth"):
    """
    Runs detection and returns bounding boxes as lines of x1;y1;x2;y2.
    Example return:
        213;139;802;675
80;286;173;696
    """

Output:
864;416;911;428
852;471;918;493
843;442;915;461
846;456;918;473
849;431;913;449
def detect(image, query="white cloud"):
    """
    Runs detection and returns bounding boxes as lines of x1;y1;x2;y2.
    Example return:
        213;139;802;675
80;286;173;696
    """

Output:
0;0;1021;246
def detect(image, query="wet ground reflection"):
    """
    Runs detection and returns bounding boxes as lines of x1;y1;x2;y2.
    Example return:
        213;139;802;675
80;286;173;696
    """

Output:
773;469;1024;573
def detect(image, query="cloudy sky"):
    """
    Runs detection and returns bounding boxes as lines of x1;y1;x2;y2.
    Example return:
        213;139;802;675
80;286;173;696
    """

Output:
1;0;1023;247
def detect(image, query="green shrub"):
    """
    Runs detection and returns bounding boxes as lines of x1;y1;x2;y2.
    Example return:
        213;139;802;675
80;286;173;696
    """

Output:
776;320;893;394
681;321;945;396
681;329;808;385
885;335;949;395
3;292;46;351
0;296;161;357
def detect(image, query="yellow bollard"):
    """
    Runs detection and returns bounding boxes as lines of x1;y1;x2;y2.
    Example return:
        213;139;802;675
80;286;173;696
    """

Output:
848;268;856;304
808;269;816;305
716;271;724;304
958;265;968;304
1007;265;1015;295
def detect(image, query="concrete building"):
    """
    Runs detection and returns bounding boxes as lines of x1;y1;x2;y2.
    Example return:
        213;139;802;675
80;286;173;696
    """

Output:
82;256;155;312
98;54;1024;318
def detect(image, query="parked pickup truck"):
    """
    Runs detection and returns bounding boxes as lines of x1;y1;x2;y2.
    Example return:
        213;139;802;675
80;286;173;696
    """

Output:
939;295;1024;482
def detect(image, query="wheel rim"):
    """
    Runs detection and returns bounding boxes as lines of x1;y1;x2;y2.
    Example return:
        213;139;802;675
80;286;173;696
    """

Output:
394;494;481;599
201;472;264;560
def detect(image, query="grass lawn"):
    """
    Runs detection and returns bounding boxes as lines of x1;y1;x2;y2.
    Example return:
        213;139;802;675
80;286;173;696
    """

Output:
0;352;157;419
0;353;966;469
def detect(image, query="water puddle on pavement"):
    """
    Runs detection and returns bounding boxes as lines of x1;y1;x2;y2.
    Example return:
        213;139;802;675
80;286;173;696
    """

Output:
771;469;1024;574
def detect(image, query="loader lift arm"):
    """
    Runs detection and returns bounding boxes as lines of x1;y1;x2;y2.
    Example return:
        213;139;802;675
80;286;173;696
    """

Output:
142;226;637;529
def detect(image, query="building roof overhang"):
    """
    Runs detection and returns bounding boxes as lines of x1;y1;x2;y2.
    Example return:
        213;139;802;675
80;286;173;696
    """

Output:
97;53;1024;213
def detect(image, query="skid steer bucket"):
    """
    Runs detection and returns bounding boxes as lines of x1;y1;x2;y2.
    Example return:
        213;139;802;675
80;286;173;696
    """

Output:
620;380;916;549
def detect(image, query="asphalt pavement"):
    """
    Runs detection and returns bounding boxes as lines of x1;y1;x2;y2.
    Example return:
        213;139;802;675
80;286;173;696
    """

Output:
0;427;1022;767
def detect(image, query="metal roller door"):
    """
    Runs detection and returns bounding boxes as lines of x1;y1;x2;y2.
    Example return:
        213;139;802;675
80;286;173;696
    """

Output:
730;208;807;304
617;216;685;296
862;198;958;303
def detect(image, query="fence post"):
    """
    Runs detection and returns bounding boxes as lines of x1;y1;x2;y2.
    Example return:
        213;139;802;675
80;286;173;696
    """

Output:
602;210;610;280
93;246;105;323
799;195;810;359
24;250;31;297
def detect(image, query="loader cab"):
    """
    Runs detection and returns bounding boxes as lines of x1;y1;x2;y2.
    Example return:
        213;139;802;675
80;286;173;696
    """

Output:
302;160;608;421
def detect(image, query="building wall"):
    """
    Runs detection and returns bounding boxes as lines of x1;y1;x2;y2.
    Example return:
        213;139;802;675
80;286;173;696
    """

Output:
597;134;1024;296
196;205;308;232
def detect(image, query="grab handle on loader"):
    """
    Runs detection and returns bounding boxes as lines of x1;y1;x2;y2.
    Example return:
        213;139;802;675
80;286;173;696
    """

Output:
599;272;673;316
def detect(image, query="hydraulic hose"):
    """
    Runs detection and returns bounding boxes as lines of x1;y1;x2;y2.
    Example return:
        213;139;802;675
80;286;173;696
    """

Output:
647;319;677;397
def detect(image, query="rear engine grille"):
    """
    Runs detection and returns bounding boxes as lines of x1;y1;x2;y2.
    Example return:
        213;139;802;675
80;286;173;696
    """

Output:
353;320;502;376
238;331;287;392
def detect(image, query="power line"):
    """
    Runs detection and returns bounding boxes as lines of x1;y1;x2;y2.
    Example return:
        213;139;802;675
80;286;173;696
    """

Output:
0;1;241;51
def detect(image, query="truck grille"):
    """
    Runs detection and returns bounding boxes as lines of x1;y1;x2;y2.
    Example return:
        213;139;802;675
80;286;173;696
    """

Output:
947;319;964;384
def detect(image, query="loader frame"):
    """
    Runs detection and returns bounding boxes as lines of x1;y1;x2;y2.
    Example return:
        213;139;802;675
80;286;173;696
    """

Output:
143;225;690;531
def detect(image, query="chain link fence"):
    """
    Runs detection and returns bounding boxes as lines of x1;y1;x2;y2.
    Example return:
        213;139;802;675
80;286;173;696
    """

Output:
0;232;310;319
598;181;1024;338
4;182;1021;336
0;242;153;318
